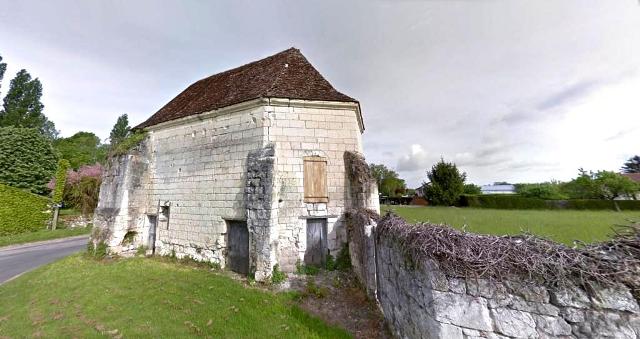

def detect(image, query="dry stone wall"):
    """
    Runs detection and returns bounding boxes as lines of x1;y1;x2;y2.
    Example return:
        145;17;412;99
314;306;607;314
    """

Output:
376;235;640;338
338;210;640;339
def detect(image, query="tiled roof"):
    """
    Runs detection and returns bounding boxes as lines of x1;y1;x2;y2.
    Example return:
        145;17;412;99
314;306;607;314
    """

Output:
622;173;640;183
137;48;357;128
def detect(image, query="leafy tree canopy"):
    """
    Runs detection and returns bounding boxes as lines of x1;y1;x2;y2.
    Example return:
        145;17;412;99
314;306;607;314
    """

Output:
369;163;407;197
109;114;130;145
0;127;58;194
0;69;58;139
515;182;567;200
622;155;640;174
0;54;6;96
463;183;482;195
424;159;466;206
53;132;107;169
561;169;638;200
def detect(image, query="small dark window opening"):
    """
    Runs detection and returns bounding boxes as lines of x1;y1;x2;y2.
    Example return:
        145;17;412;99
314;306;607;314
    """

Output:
160;206;170;229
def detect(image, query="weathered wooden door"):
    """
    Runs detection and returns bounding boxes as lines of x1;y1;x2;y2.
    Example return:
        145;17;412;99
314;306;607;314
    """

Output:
227;221;249;275
305;219;327;266
147;215;157;254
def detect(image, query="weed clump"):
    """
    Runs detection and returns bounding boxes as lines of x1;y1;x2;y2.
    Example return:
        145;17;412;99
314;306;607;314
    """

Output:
271;264;287;284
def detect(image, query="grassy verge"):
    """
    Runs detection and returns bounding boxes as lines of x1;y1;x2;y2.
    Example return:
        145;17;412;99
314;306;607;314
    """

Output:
0;255;350;338
0;227;91;248
382;205;639;245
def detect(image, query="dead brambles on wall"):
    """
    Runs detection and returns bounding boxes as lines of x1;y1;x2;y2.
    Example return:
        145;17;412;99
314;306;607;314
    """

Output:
344;151;374;187
350;209;640;293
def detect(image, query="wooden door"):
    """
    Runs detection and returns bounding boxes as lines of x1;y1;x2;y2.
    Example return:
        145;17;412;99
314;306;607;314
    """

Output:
305;219;327;266
227;221;249;275
147;215;157;254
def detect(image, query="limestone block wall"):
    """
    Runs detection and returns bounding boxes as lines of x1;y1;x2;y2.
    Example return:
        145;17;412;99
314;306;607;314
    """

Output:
265;99;368;271
95;98;376;277
146;104;268;264
375;236;640;339
93;145;150;252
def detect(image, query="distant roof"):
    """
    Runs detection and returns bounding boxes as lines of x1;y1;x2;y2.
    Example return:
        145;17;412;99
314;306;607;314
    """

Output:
481;184;516;192
137;48;357;128
622;173;640;182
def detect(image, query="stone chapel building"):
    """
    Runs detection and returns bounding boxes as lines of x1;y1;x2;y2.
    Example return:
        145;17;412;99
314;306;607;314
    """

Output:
93;48;378;280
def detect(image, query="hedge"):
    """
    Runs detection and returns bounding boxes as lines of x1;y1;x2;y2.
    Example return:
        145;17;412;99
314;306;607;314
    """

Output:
0;127;58;194
0;183;51;236
459;194;640;211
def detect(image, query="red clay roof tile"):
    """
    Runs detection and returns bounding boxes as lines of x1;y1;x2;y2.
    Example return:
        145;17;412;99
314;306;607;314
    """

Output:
137;48;357;128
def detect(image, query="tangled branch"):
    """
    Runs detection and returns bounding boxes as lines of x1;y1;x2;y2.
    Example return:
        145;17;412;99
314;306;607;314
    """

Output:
349;209;640;291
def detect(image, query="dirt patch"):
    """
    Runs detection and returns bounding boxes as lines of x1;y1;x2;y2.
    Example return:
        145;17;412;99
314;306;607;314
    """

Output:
288;271;390;339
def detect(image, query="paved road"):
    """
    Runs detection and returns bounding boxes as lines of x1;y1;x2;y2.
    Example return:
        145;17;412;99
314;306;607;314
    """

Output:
0;235;89;284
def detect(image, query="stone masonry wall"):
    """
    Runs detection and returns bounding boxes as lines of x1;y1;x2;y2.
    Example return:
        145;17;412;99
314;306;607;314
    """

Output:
266;99;367;271
93;144;150;253
95;98;373;278
375;235;640;339
147;105;267;265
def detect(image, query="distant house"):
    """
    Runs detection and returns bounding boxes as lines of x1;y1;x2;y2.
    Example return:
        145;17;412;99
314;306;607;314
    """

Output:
621;173;640;200
481;184;516;195
622;173;640;183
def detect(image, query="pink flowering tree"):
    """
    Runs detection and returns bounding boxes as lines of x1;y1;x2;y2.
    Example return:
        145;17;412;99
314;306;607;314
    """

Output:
47;163;103;216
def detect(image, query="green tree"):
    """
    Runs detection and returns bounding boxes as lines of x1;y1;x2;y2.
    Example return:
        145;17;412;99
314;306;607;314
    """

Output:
369;163;407;197
0;127;58;194
424;159;466;206
594;171;638;200
52;159;70;204
463;183;482;195
622;155;640;173
109;114;130;145
0;54;6;96
562;169;639;200
0;69;58;139
515;182;567;200
53;132;107;169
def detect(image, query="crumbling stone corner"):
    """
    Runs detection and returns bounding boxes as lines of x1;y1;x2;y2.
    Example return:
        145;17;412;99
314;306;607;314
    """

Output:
245;143;279;281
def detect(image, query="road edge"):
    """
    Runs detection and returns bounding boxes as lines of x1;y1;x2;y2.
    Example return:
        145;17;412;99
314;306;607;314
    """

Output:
0;234;90;252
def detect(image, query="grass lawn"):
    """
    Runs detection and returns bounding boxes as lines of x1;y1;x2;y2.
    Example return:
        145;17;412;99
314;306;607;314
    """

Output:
0;227;91;248
382;205;640;245
0;255;350;338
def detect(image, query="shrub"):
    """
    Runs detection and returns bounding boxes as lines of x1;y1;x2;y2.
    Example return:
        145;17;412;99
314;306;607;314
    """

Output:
335;245;352;271
424;159;466;206
295;260;320;275
52;159;70;204
463;184;482;195
48;163;103;215
325;254;337;271
515;182;567;200
0;127;58;194
0;183;51;236
110;130;147;157
271;264;287;284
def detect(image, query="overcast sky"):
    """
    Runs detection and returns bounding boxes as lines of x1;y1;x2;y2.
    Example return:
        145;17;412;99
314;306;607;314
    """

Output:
0;0;638;187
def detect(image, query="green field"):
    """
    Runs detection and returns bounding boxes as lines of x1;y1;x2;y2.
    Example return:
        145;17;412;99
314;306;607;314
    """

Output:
382;205;640;245
0;255;349;338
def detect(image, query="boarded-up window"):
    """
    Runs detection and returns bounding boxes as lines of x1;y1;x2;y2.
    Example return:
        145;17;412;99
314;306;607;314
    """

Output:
304;157;328;203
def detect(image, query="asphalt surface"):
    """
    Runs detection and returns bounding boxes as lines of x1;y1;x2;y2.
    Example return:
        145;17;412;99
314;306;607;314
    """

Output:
0;235;89;284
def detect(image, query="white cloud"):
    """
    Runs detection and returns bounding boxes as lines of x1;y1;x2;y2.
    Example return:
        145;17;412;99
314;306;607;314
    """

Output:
0;0;638;187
